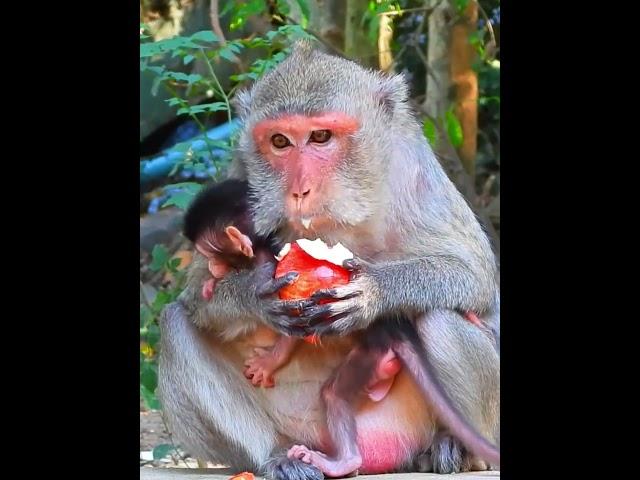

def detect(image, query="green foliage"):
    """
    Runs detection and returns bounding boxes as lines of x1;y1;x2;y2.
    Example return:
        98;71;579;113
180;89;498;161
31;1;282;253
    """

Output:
445;108;464;148
454;0;471;12
153;444;176;460
140;3;319;415
422;118;438;148
140;244;188;410
141;17;313;210
362;1;401;45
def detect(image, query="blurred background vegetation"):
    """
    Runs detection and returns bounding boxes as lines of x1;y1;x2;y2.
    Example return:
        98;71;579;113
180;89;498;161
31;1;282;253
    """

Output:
139;0;499;465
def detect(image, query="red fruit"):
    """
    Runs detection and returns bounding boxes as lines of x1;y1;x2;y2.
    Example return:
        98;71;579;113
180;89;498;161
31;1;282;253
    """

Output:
229;472;254;480
274;241;351;344
275;242;350;300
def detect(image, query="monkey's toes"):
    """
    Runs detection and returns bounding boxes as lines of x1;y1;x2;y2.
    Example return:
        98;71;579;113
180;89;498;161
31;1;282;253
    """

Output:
287;445;309;463
266;454;324;480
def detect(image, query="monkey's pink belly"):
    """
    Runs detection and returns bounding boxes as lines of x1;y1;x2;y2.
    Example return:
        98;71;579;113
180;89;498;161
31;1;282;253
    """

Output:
357;431;413;474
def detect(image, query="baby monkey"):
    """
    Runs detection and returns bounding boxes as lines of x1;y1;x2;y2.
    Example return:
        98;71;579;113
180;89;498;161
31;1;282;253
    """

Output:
183;179;401;396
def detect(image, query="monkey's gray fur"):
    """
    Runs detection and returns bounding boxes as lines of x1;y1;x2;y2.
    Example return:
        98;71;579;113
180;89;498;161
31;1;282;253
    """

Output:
158;40;500;477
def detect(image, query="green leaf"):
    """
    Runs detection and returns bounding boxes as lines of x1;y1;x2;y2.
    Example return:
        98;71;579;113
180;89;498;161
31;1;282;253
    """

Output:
146;323;161;348
168;257;182;273
422;118;438;147
153;444;175;460
162;191;196;210
150;245;170;272
177;102;228;115
468;31;481;47
219;46;238;62
164;182;203;193
275;0;291;16
453;0;470;12
294;0;311;28
190;31;219;43
140;363;158;393
140;384;160;410
366;15;380;45
187;74;202;85
445;109;464;148
152;290;174;313
140;305;154;328
220;0;235;16
183;54;195;65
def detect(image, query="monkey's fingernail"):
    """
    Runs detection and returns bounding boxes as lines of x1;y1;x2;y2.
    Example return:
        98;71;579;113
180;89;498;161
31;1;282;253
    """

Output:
343;259;358;270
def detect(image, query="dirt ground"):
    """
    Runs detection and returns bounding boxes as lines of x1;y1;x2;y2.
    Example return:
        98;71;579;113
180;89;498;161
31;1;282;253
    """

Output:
140;406;172;451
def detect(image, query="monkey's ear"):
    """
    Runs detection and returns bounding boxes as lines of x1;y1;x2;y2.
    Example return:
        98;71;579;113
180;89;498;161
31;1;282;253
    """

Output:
375;72;409;117
231;88;253;120
225;226;254;258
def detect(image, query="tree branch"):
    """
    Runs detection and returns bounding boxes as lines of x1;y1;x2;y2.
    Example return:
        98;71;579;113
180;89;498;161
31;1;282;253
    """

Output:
209;0;227;45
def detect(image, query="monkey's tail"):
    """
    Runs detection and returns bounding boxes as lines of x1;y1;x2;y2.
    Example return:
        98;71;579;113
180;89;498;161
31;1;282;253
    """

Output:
390;324;500;468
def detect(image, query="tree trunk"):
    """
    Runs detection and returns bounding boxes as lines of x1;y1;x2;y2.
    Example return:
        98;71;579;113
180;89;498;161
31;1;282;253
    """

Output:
305;0;346;53
423;0;453;126
450;1;478;177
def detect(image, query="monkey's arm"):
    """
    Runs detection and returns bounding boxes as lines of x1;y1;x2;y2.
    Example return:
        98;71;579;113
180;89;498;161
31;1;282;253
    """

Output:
293;255;496;336
182;260;314;335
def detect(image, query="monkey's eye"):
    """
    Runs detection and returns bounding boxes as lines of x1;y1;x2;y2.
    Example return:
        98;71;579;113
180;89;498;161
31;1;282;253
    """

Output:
271;134;291;149
310;130;332;144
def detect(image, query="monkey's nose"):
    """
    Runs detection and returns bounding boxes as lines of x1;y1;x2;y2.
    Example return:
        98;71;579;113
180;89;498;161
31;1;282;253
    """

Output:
292;189;311;199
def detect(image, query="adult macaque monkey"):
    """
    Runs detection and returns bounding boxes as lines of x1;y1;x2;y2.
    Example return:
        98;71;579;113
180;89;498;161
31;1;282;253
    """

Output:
158;40;500;478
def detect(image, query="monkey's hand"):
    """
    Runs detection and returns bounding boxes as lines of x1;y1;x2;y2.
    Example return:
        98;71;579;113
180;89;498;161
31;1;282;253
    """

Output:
252;264;319;336
290;258;381;337
294;254;494;337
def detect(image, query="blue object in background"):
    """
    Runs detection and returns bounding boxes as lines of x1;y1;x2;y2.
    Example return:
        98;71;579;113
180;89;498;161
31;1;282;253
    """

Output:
140;119;240;185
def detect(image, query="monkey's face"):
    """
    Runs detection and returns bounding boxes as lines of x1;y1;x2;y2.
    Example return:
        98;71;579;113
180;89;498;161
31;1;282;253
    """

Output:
234;41;414;241
250;112;359;236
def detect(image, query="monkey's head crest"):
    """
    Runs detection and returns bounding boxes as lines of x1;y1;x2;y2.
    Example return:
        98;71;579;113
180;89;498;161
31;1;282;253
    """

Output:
231;39;410;126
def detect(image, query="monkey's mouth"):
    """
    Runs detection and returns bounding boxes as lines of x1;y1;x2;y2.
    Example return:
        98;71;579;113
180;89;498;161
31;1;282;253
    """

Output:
287;214;329;237
300;217;312;229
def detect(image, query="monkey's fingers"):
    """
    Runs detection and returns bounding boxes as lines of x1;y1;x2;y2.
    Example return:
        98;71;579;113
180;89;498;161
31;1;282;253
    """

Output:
267;298;315;316
309;313;360;337
304;300;358;322
263;313;309;337
342;258;363;272
257;272;299;297
300;301;359;329
310;286;362;302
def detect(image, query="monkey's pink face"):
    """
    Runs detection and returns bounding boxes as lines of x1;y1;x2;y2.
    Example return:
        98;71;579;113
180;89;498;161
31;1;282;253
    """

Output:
252;113;359;232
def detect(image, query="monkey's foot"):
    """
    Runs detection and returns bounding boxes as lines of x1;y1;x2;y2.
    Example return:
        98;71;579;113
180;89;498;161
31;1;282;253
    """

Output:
263;454;324;480
287;445;361;478
428;434;486;474
243;348;278;387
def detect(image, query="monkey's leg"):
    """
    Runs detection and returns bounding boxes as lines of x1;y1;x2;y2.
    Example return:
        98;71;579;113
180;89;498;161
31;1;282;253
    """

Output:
157;302;278;471
407;310;500;473
288;345;380;477
158;302;323;480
